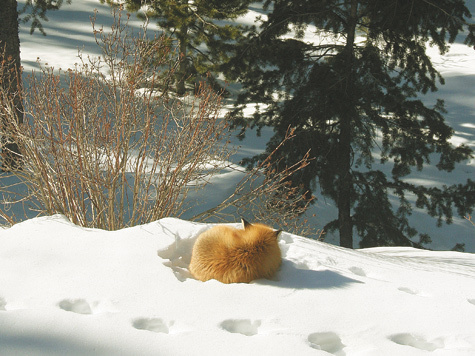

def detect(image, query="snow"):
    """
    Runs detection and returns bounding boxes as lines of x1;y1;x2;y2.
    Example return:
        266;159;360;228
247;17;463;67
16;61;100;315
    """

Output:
1;214;475;355
2;2;475;354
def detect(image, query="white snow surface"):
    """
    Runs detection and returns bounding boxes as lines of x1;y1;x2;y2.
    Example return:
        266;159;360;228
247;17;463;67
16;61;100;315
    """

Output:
1;214;475;355
3;3;475;353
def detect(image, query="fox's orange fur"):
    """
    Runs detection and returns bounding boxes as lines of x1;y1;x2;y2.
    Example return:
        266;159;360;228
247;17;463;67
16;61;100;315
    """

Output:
189;219;282;283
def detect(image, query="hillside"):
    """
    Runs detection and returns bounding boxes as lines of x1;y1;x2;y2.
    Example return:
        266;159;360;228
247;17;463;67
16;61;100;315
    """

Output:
1;215;475;355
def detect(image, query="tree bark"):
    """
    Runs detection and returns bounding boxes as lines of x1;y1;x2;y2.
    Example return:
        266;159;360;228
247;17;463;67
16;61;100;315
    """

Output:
176;25;189;96
337;0;358;248
337;115;353;248
0;0;23;170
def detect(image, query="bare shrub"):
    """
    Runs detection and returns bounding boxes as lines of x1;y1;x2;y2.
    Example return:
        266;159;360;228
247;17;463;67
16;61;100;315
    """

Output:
0;7;321;237
0;9;231;230
192;127;323;239
466;215;475;229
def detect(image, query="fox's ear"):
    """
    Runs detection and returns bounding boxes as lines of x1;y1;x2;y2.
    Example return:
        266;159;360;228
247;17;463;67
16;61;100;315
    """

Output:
241;218;252;229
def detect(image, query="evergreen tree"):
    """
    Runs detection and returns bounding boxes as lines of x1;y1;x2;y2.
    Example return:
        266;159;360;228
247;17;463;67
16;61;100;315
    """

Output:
113;0;252;95
227;0;475;248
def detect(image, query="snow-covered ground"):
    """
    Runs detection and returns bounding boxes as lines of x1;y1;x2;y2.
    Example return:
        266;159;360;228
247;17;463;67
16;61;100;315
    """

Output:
1;2;474;354
1;214;475;355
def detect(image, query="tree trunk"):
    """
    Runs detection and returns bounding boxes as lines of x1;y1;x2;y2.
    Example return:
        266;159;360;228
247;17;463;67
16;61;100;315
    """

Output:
337;115;353;248
0;0;23;170
176;25;188;96
337;0;358;248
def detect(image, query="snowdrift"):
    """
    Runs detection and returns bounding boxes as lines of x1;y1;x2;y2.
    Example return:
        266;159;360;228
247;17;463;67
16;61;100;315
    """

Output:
1;215;475;355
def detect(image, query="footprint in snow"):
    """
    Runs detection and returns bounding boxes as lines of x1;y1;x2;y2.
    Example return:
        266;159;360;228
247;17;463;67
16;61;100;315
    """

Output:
58;299;93;314
389;333;444;351
133;317;174;334
468;299;475;306
308;332;346;356
348;266;366;277
220;319;261;336
58;298;118;315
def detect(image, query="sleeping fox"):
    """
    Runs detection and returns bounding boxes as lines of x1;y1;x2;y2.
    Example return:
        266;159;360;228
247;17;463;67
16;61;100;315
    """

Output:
189;219;282;284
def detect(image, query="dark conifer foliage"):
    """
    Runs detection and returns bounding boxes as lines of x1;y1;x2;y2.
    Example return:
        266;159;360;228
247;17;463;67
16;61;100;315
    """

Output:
227;0;475;248
113;0;253;95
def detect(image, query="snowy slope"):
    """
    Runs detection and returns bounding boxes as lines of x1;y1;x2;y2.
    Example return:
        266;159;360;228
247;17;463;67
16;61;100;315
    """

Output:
1;215;475;355
3;2;475;355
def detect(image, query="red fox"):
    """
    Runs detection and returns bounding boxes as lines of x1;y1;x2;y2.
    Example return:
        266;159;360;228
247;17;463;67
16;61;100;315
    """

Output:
189;219;282;283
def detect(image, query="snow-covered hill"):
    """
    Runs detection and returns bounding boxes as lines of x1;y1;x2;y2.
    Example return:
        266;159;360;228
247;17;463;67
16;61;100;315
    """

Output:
3;2;474;355
1;215;475;355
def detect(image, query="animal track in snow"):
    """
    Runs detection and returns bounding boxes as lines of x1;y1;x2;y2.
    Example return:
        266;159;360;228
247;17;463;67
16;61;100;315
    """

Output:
58;299;93;314
133;317;174;334
468;299;475;306
0;296;6;311
389;333;444;351
57;298;117;315
220;319;261;336
348;266;366;277
308;332;346;355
